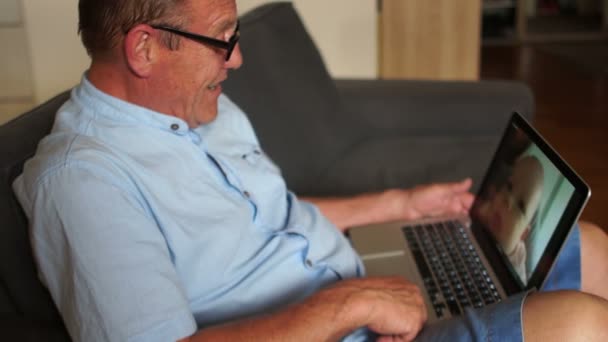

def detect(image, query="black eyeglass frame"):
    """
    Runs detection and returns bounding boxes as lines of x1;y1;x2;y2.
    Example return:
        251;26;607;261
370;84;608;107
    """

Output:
151;21;240;61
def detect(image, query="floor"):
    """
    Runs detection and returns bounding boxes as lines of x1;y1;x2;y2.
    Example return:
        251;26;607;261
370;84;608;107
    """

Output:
480;43;608;231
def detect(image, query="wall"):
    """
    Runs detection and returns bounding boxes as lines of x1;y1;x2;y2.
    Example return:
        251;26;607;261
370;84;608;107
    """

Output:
22;0;89;105
11;0;376;112
0;0;21;24
0;0;34;124
236;0;377;79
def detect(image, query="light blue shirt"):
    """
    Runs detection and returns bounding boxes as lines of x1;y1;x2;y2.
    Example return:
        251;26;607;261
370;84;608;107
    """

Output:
13;76;364;342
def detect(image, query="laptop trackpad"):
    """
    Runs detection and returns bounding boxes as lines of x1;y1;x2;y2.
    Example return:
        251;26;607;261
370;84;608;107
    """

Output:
362;252;421;283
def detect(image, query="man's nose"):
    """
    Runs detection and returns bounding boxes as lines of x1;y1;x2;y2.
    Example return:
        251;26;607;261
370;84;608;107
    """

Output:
226;43;243;69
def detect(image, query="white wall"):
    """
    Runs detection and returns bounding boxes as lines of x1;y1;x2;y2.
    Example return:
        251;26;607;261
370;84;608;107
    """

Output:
20;0;377;104
237;0;377;79
0;0;33;124
0;0;21;24
22;0;90;104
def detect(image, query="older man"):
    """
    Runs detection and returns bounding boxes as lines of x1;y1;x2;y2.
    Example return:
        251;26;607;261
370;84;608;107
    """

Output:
13;0;608;341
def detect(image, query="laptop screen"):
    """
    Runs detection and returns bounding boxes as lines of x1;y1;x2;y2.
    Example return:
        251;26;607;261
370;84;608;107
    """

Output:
471;113;589;291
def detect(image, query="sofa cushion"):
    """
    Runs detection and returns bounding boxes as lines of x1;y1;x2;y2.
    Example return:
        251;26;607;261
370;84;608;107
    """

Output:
316;135;499;196
224;2;356;194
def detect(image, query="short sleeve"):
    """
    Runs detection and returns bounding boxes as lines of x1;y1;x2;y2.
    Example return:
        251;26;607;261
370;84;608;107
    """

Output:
29;163;197;342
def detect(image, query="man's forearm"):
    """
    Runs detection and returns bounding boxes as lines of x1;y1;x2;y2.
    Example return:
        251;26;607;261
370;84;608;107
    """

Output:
303;179;474;232
180;276;427;342
181;283;363;342
303;189;414;232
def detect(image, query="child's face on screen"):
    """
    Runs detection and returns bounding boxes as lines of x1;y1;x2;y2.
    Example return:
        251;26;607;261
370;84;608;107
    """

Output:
486;156;544;254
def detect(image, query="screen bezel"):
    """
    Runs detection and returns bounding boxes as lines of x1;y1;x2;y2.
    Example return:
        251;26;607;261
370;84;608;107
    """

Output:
470;112;590;295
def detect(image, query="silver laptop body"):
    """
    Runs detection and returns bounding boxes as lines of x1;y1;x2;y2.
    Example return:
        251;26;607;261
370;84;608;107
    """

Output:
348;113;590;322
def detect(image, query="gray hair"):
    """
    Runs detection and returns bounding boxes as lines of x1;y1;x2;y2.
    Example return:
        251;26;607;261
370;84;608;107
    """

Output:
78;0;189;57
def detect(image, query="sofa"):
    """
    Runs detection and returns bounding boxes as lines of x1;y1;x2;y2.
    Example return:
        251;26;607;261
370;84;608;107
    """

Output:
0;2;533;340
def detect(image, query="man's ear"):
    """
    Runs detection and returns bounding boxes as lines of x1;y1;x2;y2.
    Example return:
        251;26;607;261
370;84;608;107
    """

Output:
124;24;158;78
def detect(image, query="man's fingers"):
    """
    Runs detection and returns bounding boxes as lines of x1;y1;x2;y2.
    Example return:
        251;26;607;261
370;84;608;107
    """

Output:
452;178;473;192
461;192;475;210
353;277;426;339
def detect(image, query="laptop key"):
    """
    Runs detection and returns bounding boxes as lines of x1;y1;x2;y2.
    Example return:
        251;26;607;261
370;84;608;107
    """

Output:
446;299;461;315
404;221;503;317
411;250;433;280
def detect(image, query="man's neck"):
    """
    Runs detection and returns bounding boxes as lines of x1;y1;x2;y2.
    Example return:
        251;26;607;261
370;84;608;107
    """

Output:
88;62;130;100
87;61;159;115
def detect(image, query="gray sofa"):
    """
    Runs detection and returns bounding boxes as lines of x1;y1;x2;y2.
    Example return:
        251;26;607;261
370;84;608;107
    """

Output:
224;3;533;197
0;2;533;340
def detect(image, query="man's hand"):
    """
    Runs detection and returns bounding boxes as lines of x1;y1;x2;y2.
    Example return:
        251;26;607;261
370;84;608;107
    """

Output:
393;178;474;221
303;178;474;231
320;276;428;341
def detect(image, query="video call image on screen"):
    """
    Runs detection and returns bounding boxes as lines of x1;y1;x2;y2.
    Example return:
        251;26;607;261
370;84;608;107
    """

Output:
472;123;575;285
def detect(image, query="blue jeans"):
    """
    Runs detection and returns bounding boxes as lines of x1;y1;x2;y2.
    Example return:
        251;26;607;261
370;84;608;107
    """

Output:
413;224;581;342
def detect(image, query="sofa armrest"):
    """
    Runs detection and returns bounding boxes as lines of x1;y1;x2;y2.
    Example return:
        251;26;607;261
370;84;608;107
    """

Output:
335;79;534;137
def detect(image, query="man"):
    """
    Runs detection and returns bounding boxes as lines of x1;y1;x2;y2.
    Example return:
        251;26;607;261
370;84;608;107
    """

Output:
13;0;608;341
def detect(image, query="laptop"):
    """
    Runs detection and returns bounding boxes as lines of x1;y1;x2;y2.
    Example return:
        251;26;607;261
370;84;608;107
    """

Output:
348;112;590;322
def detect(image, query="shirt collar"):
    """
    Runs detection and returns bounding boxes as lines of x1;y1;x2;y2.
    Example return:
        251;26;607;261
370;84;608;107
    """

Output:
75;74;190;135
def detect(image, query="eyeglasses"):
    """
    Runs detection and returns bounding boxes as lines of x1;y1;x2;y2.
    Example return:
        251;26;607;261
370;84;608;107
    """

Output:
151;21;240;61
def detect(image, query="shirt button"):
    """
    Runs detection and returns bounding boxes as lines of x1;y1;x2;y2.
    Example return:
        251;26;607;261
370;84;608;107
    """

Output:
305;259;313;267
170;123;180;131
243;191;251;198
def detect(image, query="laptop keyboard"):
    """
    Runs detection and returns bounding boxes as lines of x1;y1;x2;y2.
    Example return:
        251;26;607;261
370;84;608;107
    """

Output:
403;220;501;318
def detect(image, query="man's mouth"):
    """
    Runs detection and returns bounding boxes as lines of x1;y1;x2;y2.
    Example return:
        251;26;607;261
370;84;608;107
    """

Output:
208;76;227;92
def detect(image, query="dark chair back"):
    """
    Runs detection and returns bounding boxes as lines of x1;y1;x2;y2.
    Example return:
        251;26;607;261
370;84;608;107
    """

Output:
224;2;362;195
0;91;71;340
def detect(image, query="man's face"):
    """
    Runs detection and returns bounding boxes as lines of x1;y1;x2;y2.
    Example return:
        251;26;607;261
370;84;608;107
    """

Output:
155;0;242;127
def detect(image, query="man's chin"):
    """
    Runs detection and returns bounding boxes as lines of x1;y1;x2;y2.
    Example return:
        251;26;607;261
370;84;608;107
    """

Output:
197;107;219;126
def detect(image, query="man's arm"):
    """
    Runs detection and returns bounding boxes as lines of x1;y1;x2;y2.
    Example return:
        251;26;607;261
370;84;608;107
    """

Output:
180;276;427;342
25;165;427;342
21;165;199;341
303;179;474;232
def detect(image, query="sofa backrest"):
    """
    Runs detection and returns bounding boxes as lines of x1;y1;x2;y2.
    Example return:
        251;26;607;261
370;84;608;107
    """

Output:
0;91;70;323
223;2;357;194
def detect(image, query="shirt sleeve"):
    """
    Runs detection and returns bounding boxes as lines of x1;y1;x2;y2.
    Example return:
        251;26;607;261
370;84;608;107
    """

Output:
27;162;197;342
